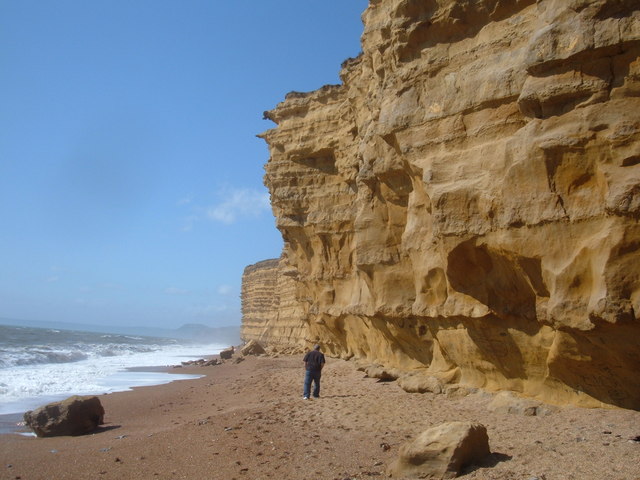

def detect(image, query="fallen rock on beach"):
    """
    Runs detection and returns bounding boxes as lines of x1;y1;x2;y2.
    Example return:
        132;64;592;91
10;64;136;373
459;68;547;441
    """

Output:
23;395;105;437
219;346;235;360
487;391;557;417
180;358;222;367
240;339;266;356
388;421;491;479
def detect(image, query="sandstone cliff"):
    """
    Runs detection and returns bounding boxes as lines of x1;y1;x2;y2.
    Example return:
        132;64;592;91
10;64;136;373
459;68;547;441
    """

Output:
240;257;307;351
246;0;640;409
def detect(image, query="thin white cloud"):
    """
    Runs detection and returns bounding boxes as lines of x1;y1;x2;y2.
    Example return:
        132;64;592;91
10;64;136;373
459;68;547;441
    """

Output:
177;195;193;206
181;214;198;232
165;287;189;295
178;187;270;231
217;285;232;296
206;188;270;224
46;265;63;283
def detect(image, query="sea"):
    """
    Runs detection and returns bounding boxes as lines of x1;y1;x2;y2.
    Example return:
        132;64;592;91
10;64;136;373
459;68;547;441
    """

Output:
0;324;225;434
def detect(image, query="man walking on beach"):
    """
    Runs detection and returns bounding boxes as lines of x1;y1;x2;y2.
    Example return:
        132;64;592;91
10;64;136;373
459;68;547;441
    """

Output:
303;344;325;399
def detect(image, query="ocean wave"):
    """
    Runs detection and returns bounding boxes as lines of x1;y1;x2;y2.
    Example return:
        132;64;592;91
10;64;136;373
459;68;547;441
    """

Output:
0;324;225;414
0;341;223;414
0;343;166;368
0;349;88;368
95;344;156;357
17;350;88;365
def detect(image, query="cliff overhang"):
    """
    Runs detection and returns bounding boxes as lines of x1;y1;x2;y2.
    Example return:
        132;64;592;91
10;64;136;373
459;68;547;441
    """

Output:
242;0;640;409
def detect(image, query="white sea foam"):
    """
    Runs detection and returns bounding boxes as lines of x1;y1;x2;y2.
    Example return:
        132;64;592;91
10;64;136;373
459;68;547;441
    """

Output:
0;342;224;415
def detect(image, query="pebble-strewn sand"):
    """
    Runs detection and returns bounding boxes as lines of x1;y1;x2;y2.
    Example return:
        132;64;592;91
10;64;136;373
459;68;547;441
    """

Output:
1;355;639;480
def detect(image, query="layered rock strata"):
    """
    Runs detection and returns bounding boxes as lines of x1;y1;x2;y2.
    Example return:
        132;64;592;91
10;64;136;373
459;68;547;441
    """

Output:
251;0;640;409
240;257;306;351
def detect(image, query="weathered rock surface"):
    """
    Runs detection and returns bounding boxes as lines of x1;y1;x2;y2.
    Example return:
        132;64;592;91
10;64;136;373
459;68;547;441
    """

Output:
180;358;222;367
363;364;402;381
219;346;235;360
397;372;445;394
23;395;105;437
240;257;306;352
388;422;490;479
246;0;640;409
487;391;557;417
240;339;266;356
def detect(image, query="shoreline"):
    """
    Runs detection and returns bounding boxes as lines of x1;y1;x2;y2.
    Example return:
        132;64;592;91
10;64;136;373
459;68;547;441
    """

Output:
0;360;211;434
1;354;639;479
0;412;26;436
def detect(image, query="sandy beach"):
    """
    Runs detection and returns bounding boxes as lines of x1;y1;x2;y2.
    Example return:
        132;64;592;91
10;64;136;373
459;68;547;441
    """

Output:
1;354;639;480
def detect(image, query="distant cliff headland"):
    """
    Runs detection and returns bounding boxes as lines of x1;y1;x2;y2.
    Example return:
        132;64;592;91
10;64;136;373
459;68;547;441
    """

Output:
241;0;640;409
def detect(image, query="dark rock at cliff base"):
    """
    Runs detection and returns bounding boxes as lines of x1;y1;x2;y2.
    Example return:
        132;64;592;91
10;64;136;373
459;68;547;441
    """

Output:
24;395;105;437
219;346;235;360
180;358;222;367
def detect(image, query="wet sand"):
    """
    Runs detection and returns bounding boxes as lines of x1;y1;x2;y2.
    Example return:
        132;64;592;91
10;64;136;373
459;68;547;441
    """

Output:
1;354;639;480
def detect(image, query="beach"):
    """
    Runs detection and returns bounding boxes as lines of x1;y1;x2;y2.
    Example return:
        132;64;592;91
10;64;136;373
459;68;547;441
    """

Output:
1;354;639;480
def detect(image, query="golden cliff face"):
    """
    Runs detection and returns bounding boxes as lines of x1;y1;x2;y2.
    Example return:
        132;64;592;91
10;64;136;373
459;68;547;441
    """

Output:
240;257;307;351
251;0;640;409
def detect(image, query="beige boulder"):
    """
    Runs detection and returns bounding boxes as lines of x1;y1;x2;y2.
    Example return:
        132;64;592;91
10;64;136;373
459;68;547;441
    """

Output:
488;391;556;417
398;373;444;394
364;364;401;381
388;422;490;479
443;385;478;399
23;395;105;437
240;339;266;356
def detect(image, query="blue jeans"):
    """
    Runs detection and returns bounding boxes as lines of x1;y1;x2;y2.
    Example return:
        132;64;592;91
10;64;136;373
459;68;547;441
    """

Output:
303;369;321;398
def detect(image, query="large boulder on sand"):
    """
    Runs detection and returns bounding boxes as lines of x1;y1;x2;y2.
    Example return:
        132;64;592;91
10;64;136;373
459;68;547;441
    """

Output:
363;364;401;381
487;391;557;416
388;422;490;479
397;373;444;394
24;395;105;437
240;339;266;356
219;346;235;360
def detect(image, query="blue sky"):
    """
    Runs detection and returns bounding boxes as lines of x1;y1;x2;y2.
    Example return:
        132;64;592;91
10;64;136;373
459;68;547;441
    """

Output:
0;0;367;329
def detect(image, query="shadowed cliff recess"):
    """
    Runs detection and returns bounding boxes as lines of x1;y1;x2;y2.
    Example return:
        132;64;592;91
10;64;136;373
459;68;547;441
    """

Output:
243;0;640;409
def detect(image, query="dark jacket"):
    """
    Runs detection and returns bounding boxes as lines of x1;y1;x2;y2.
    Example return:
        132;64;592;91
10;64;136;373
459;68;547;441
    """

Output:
303;350;325;372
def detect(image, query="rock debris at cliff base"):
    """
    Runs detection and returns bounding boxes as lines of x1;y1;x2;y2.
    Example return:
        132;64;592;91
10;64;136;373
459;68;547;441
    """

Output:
243;0;640;409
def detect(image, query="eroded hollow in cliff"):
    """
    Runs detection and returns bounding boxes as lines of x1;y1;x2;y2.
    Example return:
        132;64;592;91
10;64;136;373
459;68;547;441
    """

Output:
291;148;338;175
446;239;547;322
253;0;640;409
